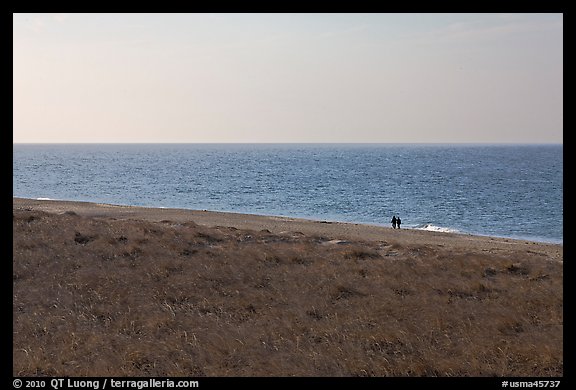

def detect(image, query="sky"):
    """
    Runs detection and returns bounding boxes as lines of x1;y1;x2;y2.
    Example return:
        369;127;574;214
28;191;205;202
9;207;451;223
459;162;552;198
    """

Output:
13;13;563;143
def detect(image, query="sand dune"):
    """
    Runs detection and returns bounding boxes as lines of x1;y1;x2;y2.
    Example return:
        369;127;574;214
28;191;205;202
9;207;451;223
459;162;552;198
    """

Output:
13;198;563;376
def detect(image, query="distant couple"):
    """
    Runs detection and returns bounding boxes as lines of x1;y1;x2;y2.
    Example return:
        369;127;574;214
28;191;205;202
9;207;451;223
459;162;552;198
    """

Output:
391;215;401;229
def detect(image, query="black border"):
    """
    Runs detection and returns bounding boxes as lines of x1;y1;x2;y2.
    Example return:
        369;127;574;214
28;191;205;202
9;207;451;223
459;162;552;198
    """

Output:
10;5;567;387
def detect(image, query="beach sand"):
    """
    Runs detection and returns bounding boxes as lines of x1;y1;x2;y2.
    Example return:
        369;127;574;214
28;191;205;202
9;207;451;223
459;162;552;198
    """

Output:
12;197;563;259
13;198;563;376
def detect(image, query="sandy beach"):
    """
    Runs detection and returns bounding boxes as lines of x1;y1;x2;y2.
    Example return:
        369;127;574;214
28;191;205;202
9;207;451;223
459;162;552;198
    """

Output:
13;197;563;376
12;197;564;260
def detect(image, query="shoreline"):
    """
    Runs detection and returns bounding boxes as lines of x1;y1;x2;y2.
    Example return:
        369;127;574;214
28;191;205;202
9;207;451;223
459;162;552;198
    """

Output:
13;197;563;262
13;196;564;246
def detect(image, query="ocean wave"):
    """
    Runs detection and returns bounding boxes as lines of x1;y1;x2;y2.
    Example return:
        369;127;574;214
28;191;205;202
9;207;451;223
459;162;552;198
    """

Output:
413;224;461;234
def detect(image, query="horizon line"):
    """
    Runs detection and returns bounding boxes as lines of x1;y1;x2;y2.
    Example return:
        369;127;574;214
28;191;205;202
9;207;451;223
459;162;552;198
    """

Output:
12;141;563;145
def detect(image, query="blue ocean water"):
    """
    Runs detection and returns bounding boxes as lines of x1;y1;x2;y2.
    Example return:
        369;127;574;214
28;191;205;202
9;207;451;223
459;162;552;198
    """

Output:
13;144;563;244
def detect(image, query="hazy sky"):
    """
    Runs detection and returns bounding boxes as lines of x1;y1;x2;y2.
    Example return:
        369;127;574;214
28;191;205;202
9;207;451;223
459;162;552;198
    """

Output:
13;13;563;143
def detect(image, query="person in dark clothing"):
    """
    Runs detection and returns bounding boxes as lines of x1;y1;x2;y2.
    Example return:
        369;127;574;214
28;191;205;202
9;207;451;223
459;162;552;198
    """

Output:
391;216;397;229
397;216;401;229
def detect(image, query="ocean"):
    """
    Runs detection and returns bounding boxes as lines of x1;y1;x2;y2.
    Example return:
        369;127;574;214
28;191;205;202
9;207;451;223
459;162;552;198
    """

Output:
13;143;563;244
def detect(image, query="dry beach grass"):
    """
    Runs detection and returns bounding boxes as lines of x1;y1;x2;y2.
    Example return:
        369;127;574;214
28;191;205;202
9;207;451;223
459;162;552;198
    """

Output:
13;198;563;377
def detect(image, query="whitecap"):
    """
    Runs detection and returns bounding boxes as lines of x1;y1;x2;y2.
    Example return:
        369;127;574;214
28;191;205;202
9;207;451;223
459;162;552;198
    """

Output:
414;224;461;234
